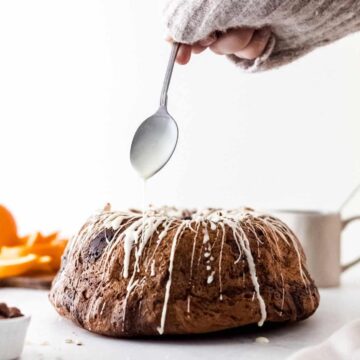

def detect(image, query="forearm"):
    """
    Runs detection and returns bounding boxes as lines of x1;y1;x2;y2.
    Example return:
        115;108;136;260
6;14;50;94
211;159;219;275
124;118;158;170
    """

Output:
164;0;360;71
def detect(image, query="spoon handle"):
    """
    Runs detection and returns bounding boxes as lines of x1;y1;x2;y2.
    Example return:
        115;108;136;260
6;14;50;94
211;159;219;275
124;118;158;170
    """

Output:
160;42;180;107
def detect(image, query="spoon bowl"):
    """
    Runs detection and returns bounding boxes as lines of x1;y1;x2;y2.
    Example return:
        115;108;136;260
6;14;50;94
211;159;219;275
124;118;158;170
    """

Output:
130;106;178;179
130;43;180;179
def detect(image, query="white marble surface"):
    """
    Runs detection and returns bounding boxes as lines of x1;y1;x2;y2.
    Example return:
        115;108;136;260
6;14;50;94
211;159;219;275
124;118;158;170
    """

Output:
1;272;360;360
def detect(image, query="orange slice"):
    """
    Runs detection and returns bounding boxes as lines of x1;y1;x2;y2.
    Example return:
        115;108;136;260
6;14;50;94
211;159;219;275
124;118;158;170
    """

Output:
0;254;38;278
22;231;60;246
0;205;18;247
1;240;67;270
32;255;53;272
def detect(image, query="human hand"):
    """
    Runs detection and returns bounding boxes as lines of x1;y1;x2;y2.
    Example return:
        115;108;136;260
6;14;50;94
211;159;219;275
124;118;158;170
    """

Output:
169;27;272;65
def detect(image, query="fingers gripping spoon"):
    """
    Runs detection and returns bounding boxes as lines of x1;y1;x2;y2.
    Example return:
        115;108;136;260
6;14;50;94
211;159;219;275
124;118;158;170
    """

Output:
130;43;180;179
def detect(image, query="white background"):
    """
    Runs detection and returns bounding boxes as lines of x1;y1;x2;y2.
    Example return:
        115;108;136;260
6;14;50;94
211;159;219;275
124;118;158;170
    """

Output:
0;1;359;272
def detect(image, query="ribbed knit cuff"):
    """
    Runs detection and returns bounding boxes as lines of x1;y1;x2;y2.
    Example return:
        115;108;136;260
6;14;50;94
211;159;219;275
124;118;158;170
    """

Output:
163;0;234;44
227;34;276;72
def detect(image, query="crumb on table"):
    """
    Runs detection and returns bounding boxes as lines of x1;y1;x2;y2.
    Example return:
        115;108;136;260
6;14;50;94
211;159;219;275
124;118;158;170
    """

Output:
255;336;270;344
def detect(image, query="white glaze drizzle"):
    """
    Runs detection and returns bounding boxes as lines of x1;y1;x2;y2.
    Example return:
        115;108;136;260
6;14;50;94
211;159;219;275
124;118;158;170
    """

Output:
186;295;191;314
100;301;107;316
150;259;156;277
225;220;267;326
122;219;143;278
187;222;201;314
203;223;210;244
157;222;187;335
110;216;124;230
145;220;174;271
218;222;226;301
280;272;285;316
207;271;215;284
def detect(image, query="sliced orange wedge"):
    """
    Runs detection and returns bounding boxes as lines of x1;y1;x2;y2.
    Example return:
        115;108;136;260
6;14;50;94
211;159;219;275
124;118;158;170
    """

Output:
31;255;53;272
19;232;59;245
22;231;60;246
0;240;67;271
1;240;67;258
0;254;38;278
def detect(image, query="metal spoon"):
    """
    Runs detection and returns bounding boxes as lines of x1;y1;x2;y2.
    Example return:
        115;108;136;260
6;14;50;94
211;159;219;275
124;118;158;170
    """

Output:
130;42;180;179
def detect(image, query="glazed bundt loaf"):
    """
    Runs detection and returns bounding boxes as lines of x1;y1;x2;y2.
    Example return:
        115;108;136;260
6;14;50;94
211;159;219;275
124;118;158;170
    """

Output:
49;206;319;337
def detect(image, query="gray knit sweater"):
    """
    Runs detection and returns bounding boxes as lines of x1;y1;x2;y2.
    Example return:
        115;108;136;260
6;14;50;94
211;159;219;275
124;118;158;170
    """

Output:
163;0;360;71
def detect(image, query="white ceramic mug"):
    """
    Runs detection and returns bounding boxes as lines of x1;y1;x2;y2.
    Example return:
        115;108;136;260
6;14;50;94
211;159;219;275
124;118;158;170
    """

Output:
270;210;360;288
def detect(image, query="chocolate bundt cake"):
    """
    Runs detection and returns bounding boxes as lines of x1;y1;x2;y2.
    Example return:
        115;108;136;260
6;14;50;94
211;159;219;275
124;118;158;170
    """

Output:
49;206;319;337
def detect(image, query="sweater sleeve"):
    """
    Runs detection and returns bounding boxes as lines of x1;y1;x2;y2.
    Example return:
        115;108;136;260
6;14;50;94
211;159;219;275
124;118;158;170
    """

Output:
163;0;360;72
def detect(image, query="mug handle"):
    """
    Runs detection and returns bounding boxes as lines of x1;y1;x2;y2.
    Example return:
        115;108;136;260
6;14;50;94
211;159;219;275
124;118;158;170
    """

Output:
341;216;360;272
